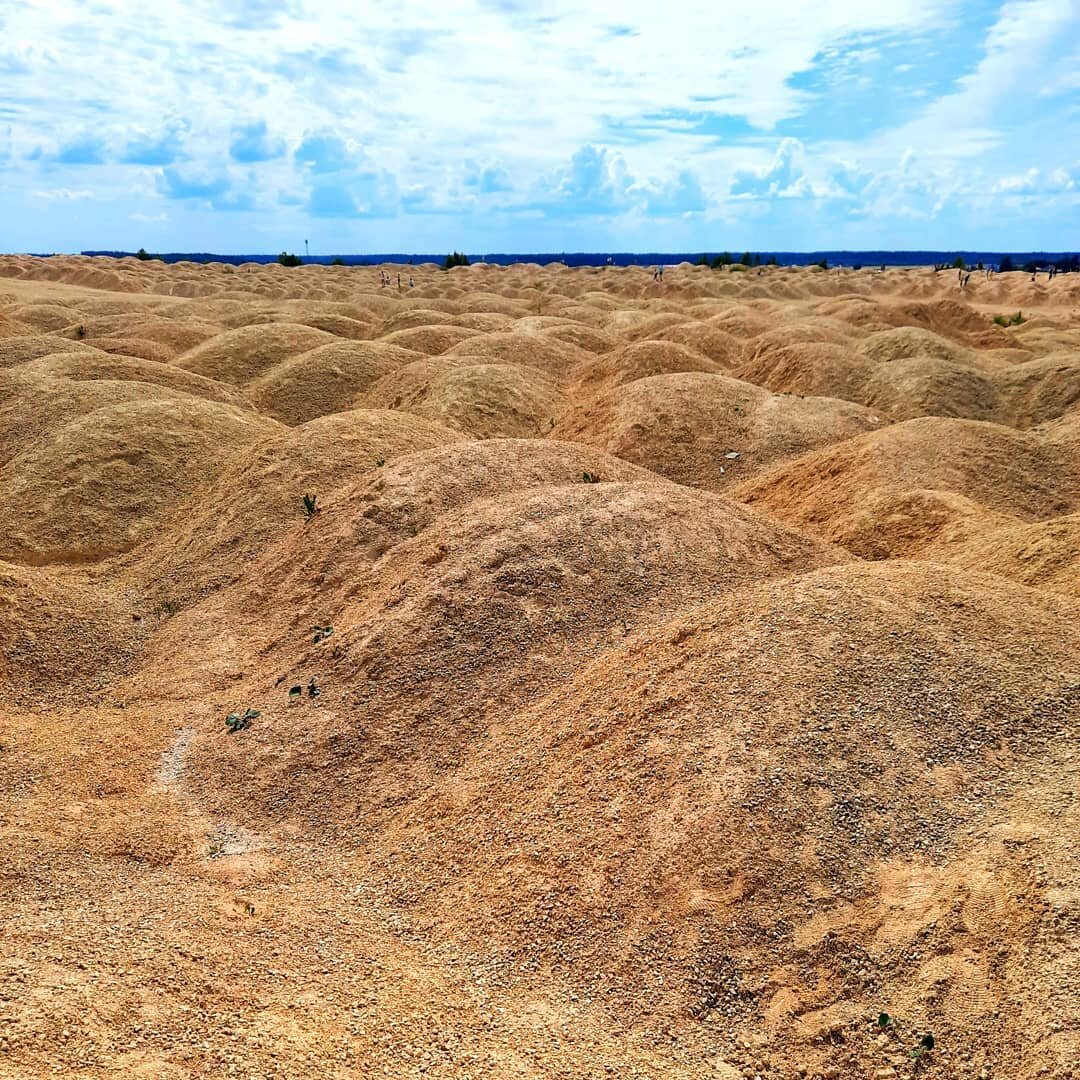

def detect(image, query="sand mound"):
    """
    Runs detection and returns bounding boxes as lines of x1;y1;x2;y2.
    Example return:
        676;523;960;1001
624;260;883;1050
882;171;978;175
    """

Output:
0;397;278;563
536;322;619;354
194;477;844;817
443;331;590;379
995;355;1080;427
745;319;853;363
142;409;465;600
8;302;81;332
81;335;182;364
704;305;774;337
861;354;1002;421
247;340;423;425
859;326;976;367
558;371;882;490
175;323;340;384
0;334;101;368
735;418;1072;557
379;308;461;333
363;359;567;438
604;309;688;341
0;562;147;702
582;339;722;389
944;513;1080;598
19;352;253;410
734;341;871;400
645;320;745;366
72;313;222;353
379;324;482;355
352;561;1079;1075
0;311;31;339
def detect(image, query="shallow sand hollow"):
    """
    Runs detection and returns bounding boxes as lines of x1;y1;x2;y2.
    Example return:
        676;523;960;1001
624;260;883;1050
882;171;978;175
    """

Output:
1;255;1078;1079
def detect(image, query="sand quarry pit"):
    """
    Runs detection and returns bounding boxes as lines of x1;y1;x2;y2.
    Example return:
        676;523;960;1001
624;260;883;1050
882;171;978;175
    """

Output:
0;256;1077;1079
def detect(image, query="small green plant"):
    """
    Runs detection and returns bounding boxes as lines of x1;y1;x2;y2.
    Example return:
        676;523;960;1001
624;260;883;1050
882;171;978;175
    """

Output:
307;677;320;698
582;471;600;483
208;840;225;857
993;311;1025;327
816;257;829;270
312;624;333;644
952;255;966;269
878;1012;893;1029
302;493;318;519
278;251;303;267
136;247;151;261
159;598;181;618
225;707;259;733
289;684;302;700
75;324;85;339
911;1032;935;1071
375;457;385;467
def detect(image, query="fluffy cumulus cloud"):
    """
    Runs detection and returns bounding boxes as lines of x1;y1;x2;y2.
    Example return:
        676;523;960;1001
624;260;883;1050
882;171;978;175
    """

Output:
730;139;811;198
120;123;186;166
1;0;1078;250
229;121;285;163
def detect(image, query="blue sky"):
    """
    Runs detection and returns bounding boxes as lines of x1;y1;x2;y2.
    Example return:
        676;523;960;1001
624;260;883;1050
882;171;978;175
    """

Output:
0;0;1077;253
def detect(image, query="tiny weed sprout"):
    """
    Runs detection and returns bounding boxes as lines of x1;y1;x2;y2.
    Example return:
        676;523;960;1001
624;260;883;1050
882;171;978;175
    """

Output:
878;1013;892;1029
993;311;1025;327
225;707;259;733
582;471;600;483
208;840;225;857
375;457;385;467
910;1032;935;1071
307;677;320;698
302;493;318;518
75;324;85;339
312;624;333;644
289;685;302;700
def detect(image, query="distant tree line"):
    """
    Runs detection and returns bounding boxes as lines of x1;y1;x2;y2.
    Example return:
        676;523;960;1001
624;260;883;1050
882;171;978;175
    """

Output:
443;251;470;268
934;254;1080;274
696;252;782;269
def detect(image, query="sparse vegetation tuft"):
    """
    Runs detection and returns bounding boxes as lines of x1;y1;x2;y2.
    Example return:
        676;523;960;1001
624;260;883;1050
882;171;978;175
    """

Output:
444;251;470;269
278;251;303;267
312;624;333;644
302;493;318;519
993;311;1025;327
225;707;259;733
582;471;601;483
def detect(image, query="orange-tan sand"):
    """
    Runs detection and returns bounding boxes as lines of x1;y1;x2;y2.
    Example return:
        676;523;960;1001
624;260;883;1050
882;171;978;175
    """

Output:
1;255;1077;1079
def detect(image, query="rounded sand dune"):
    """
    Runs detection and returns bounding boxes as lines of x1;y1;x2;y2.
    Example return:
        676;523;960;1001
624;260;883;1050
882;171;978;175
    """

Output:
734;417;1074;557
175;322;341;384
558;370;882;490
0;396;279;563
248;340;424;424
362;358;567;438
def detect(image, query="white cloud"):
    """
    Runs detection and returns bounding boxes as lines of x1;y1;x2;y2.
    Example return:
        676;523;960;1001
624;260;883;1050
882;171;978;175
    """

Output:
32;188;95;200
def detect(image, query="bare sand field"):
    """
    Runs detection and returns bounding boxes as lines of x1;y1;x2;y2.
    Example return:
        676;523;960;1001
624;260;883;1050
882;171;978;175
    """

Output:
1;256;1077;1079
